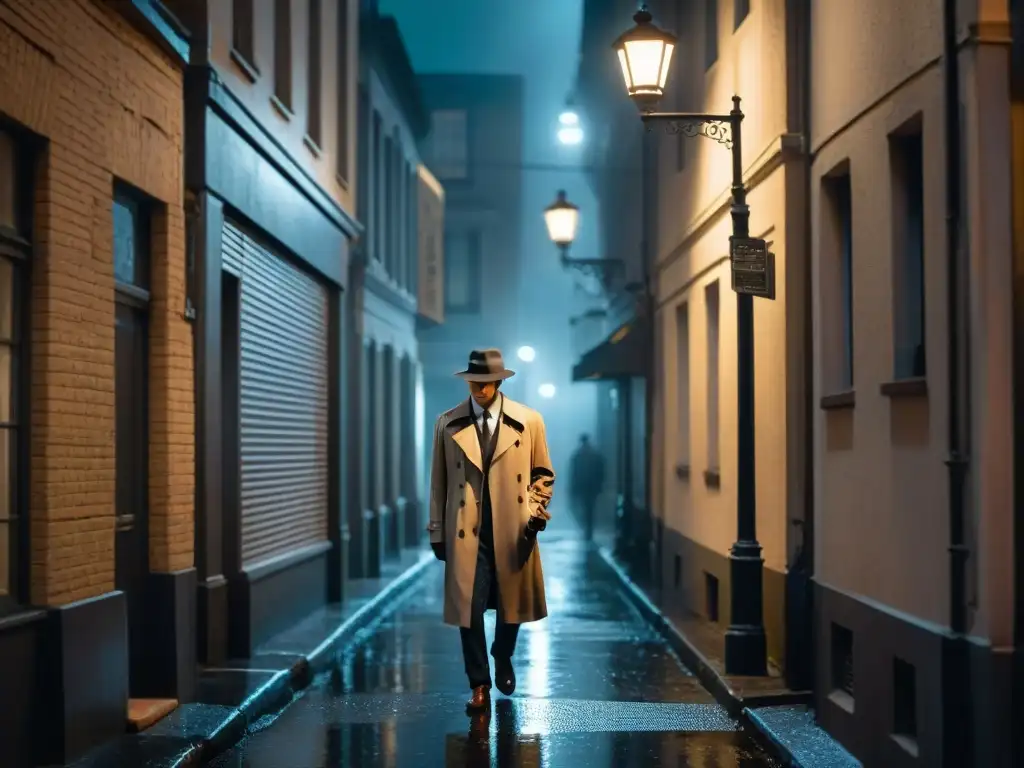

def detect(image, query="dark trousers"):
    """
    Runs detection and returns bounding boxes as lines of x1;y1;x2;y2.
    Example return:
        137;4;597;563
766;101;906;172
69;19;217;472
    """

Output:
575;494;598;541
459;534;520;689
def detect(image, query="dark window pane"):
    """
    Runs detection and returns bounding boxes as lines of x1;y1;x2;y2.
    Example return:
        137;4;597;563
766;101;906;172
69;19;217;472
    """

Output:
113;199;137;285
0;132;16;233
705;0;718;69
0;258;11;342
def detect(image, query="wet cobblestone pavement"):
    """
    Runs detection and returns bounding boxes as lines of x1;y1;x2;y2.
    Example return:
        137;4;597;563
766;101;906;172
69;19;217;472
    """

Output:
210;536;780;767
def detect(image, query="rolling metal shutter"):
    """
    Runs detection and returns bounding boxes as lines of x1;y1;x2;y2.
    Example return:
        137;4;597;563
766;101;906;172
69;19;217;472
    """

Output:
223;219;330;566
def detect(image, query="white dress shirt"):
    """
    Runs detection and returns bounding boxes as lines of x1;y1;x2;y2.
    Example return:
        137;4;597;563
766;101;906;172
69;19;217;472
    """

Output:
470;393;502;452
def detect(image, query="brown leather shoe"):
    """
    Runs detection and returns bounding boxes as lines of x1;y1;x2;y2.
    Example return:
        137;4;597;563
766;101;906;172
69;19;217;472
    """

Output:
465;685;491;712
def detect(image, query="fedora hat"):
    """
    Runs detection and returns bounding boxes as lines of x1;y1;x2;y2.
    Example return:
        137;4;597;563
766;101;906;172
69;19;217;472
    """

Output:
454;348;516;382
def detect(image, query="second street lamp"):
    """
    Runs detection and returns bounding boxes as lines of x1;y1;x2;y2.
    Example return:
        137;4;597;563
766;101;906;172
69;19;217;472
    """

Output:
544;190;624;290
614;5;775;677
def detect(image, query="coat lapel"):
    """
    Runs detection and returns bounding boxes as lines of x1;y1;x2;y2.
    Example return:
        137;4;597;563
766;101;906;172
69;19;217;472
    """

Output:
491;397;527;465
450;400;483;471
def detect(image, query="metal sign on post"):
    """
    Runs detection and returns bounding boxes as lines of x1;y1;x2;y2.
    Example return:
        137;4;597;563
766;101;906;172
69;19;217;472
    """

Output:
729;236;776;300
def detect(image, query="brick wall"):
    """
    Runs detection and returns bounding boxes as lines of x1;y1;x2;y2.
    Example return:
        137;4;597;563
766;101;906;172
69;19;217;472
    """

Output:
0;0;193;605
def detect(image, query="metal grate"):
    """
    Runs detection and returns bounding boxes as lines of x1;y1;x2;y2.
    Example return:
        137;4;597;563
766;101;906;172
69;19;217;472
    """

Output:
831;623;855;697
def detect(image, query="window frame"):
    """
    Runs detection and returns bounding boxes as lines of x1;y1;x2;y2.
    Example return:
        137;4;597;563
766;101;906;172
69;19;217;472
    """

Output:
704;280;721;475
335;0;350;184
0;124;33;613
705;0;719;71
272;0;294;114
306;0;323;149
231;0;259;79
734;0;750;30
889;125;926;381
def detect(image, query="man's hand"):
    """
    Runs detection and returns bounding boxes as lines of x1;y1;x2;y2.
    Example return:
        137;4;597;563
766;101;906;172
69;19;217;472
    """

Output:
431;542;446;562
525;515;548;539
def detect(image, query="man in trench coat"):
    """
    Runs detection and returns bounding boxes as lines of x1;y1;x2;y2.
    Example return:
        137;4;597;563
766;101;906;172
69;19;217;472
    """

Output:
427;348;556;712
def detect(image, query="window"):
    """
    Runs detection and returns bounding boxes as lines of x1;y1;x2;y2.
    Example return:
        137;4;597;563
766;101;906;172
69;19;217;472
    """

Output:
273;0;292;112
306;0;322;147
675;303;690;468
705;0;719;70
0;129;27;605
734;0;750;29
383;134;393;273
336;0;350;182
372;111;383;262
892;657;917;743
232;0;256;70
705;281;720;472
822;169;854;390
428;110;468;180
444;230;482;313
890;126;925;379
831;622;855;702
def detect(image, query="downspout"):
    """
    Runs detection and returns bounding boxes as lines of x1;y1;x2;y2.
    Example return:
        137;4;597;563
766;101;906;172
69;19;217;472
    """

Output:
942;0;972;763
641;123;657;571
1010;0;1024;756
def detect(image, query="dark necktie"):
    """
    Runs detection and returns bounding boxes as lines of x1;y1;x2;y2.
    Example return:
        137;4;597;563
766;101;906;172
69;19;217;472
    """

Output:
480;410;492;452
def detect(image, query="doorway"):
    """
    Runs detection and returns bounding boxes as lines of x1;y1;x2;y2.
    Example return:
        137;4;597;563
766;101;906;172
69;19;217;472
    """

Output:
114;299;149;693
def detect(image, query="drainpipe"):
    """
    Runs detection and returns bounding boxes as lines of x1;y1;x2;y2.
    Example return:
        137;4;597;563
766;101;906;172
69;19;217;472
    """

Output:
941;0;972;763
1012;0;1024;758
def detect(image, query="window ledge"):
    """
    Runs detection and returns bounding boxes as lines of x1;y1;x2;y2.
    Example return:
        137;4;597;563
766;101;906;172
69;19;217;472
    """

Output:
703;468;721;490
880;377;927;398
229;48;260;83
675;463;691;481
270;94;293;121
820;390;855;410
303;134;323;158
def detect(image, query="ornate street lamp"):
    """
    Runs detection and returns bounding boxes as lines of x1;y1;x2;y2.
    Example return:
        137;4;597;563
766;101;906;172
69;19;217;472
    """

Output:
612;6;677;110
544;190;623;290
614;5;774;677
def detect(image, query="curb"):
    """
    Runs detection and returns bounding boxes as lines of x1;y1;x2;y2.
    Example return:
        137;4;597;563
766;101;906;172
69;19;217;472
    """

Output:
597;547;809;767
161;553;434;767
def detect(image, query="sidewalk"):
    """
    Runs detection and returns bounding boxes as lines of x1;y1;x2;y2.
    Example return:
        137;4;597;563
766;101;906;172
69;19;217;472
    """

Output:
599;548;862;768
65;550;433;768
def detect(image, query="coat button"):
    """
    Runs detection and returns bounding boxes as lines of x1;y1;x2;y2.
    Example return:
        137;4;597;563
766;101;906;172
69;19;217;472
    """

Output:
457;461;462;468
460;499;465;507
458;529;465;539
472;526;478;536
515;440;520;447
517;474;522;483
459;483;464;489
518;495;524;504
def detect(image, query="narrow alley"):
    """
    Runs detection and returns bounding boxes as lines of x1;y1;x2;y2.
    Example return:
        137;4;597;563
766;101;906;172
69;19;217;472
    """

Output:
209;534;778;767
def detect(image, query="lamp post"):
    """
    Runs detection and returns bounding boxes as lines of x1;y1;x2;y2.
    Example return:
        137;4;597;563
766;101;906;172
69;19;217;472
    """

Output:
613;5;773;676
543;190;624;290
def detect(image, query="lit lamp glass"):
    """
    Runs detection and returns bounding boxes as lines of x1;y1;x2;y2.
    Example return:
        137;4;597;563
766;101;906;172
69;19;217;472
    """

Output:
612;6;677;110
538;383;556;399
543;190;580;249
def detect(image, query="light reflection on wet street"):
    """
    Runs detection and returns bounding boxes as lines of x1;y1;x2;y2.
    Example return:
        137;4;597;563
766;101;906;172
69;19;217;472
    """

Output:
210;537;779;767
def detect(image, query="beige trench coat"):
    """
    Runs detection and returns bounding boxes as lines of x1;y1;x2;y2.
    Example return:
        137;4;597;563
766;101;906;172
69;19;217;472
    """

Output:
426;396;556;628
